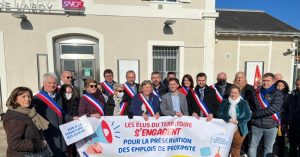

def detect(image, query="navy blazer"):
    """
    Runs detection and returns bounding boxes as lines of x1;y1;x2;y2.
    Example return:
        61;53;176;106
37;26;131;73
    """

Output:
129;93;160;116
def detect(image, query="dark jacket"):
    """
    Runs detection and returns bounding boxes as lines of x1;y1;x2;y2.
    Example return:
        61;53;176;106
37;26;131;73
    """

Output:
285;90;300;129
106;95;129;116
214;82;233;99
252;86;283;129
153;83;168;98
187;85;221;117
123;83;140;113
240;84;256;112
60;85;80;116
218;99;252;136
101;81;116;96
129;93;160;116
78;91;106;116
33;89;73;157
3;109;46;157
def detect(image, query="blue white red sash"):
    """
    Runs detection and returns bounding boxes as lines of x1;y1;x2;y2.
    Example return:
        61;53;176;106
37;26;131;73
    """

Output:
120;102;128;115
179;87;189;96
210;84;223;103
190;89;210;117
35;91;63;118
152;89;161;101
101;81;114;95
123;83;136;98
82;94;105;116
137;93;156;116
256;91;281;124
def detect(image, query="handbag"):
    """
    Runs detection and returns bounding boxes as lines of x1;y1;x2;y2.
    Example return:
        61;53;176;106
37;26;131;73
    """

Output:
24;144;53;157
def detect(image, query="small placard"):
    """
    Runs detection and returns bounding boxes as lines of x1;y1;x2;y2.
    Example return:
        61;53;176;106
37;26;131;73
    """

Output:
59;115;94;145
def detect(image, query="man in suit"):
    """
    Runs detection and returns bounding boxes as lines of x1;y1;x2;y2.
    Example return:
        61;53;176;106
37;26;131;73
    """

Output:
213;72;232;100
160;78;189;116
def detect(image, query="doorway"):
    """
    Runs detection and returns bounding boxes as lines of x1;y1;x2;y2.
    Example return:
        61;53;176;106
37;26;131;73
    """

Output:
55;36;99;94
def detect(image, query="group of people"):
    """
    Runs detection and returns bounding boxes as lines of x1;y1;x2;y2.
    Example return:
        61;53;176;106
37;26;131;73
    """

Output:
2;68;300;157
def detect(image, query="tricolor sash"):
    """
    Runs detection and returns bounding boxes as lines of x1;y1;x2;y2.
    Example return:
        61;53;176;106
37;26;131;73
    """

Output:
82;94;105;116
137;93;156;116
123;83;136;98
210;84;223;103
256;91;281;124
190;89;210;117
152;89;161;101
35;91;63;118
120;102;128;115
101;81;114;95
179;87;189;96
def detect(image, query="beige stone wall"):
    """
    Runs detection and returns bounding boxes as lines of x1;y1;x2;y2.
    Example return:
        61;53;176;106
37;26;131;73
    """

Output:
0;13;204;94
215;35;294;86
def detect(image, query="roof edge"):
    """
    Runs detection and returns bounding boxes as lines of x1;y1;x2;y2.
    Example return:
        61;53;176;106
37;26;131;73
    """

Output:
216;8;265;13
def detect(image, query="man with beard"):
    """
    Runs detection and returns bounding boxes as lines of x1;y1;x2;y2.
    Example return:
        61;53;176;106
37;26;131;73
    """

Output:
151;71;168;101
187;72;220;120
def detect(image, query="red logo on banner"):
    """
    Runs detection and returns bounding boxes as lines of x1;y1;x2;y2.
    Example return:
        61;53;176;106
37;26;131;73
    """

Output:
62;0;84;10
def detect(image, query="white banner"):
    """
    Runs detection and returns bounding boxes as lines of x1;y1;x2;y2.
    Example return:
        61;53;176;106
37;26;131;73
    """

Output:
76;116;236;157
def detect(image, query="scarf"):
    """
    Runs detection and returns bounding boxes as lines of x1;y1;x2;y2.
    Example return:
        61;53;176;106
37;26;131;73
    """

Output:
234;80;247;90
260;84;275;95
113;95;123;116
8;106;49;131
228;96;241;119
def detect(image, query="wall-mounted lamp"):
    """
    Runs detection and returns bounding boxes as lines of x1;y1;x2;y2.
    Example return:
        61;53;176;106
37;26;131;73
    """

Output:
164;20;176;26
12;13;28;21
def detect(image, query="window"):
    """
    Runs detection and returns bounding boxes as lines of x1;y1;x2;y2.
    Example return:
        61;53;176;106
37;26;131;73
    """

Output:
153;46;179;79
60;44;95;55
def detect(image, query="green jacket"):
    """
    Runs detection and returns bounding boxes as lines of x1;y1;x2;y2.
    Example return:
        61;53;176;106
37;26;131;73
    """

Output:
217;99;252;136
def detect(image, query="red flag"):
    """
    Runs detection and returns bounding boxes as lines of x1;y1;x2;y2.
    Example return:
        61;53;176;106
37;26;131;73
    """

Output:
253;65;262;89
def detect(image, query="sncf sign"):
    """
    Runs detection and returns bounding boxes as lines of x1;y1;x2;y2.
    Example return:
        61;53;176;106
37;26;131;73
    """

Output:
62;0;84;10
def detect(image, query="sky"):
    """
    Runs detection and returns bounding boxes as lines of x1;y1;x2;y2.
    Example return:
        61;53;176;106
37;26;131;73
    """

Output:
216;0;300;30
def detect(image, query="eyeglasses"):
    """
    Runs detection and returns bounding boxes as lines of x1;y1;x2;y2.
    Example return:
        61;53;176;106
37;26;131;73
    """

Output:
66;76;73;80
89;85;97;88
116;90;124;92
104;75;113;78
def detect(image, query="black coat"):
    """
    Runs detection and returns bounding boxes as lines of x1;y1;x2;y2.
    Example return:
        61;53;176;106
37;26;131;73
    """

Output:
240;84;256;111
285;90;300;129
153;83;168;98
214;82;233;99
252;87;283;129
33;89;73;157
187;85;221;117
3;109;45;157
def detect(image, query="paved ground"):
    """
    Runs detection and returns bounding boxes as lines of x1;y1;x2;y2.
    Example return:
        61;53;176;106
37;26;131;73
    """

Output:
0;122;7;157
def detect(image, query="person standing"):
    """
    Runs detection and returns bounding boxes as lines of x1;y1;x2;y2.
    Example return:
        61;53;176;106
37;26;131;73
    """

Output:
123;70;140;107
286;78;300;157
187;72;220;121
218;86;252;157
211;72;233;102
160;78;189;116
151;71;168;101
101;69;117;97
33;72;77;157
179;74;194;97
129;80;160;121
4;87;50;157
106;83;129;116
248;73;283;157
78;79;106;118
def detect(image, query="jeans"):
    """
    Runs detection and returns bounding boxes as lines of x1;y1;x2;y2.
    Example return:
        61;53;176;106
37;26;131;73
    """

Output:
248;126;278;157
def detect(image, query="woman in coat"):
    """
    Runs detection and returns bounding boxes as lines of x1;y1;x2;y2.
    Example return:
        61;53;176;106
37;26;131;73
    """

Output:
3;87;50;157
217;85;252;157
78;79;106;118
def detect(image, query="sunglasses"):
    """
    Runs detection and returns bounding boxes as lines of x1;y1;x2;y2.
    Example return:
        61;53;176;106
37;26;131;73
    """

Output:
116;90;124;92
66;76;73;79
89;85;97;88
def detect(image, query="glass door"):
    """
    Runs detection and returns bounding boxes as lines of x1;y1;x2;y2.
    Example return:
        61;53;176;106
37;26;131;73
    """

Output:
61;59;95;94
